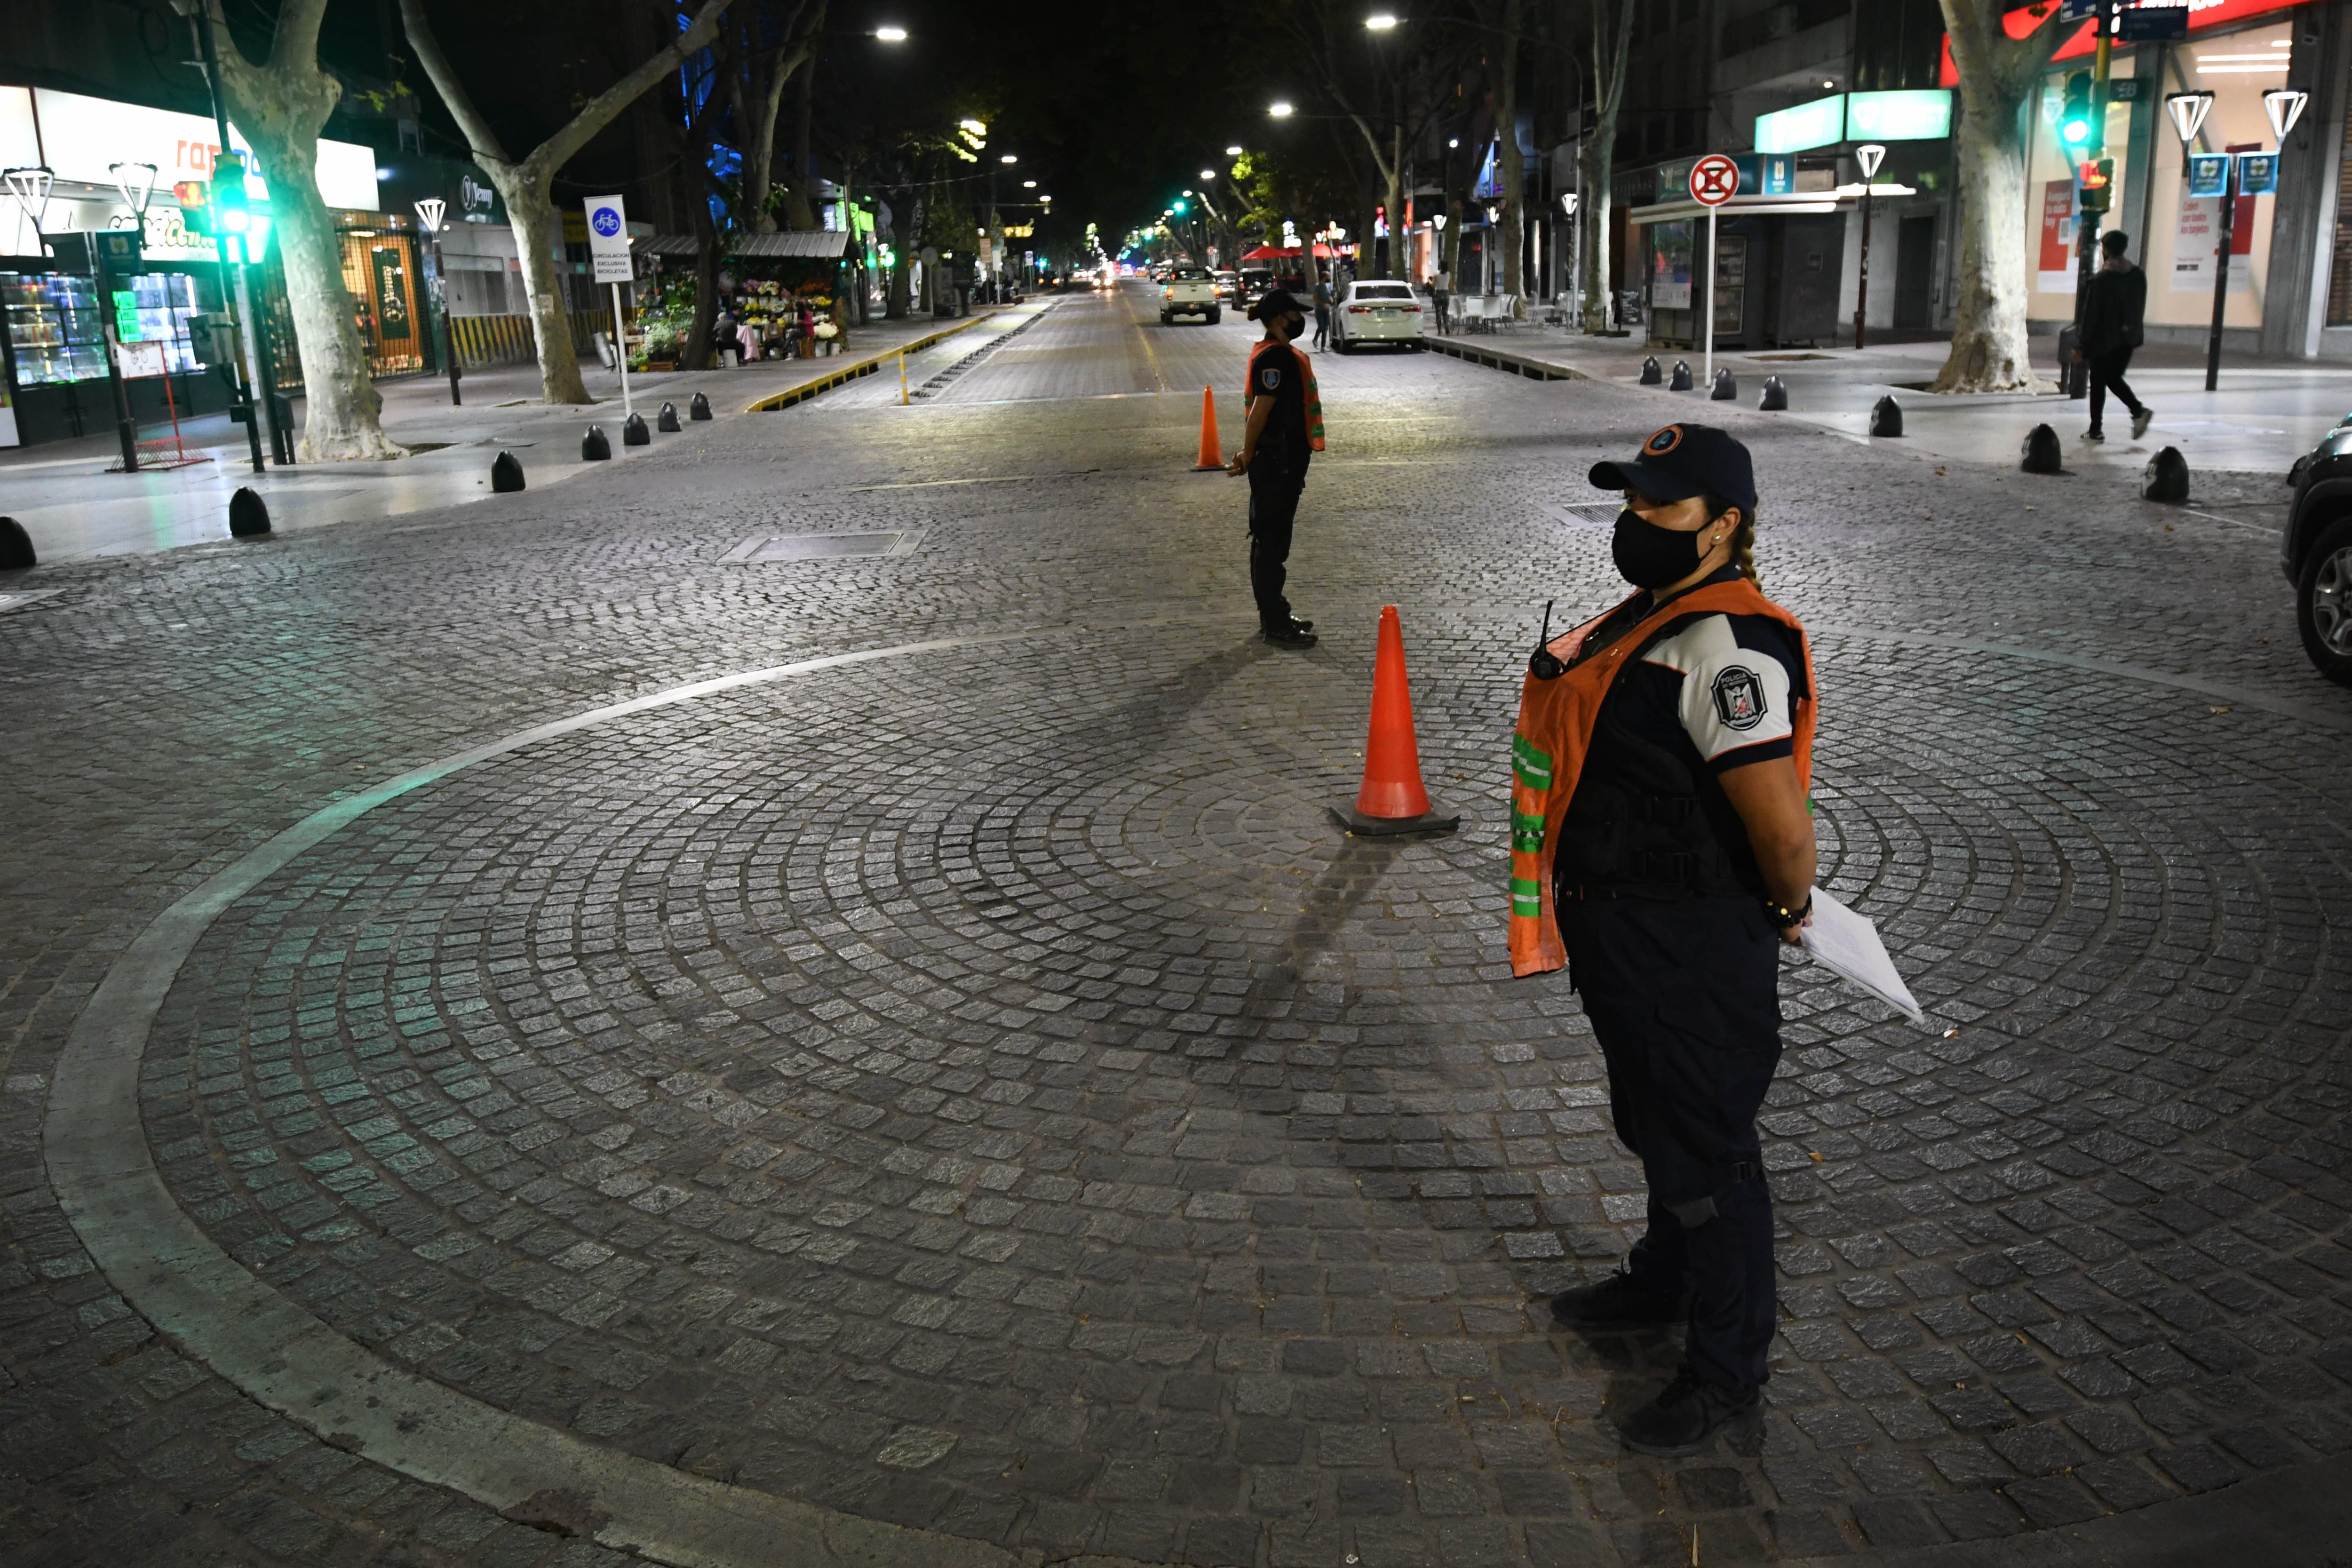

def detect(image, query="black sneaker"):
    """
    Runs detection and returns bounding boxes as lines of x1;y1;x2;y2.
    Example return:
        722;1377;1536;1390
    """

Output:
2131;406;2153;440
1617;1366;1761;1457
2082;428;2105;443
1548;1270;1685;1331
1261;620;1318;648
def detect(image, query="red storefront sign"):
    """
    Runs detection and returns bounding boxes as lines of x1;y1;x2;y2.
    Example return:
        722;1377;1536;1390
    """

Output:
1940;0;2320;87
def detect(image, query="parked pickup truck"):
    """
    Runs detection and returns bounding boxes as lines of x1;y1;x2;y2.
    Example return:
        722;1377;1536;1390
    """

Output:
1160;266;1220;325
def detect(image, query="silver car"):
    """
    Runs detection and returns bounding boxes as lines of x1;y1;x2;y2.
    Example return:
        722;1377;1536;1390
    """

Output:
1331;280;1426;352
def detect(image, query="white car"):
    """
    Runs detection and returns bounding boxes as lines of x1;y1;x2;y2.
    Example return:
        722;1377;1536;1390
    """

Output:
1331;279;1425;352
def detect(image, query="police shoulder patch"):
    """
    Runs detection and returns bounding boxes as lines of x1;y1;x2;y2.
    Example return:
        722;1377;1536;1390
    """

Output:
1711;664;1767;730
1260;366;1282;390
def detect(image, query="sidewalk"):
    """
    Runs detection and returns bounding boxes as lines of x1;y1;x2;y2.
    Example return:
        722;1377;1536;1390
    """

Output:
1422;319;2352;487
0;305;1025;566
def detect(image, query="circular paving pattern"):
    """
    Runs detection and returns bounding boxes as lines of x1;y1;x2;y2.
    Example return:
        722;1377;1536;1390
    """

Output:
127;614;2352;1566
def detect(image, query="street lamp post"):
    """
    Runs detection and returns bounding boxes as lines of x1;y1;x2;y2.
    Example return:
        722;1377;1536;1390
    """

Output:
103;161;162;473
415;199;461;405
1852;143;1885;350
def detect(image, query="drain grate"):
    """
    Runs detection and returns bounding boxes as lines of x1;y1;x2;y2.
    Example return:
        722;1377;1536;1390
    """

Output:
719;529;925;563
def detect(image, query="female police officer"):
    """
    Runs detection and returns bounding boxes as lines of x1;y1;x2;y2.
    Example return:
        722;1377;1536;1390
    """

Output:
1505;422;1818;1456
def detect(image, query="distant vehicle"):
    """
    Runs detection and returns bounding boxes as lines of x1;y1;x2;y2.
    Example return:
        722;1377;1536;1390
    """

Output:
1235;271;1273;312
2287;411;2352;684
1213;269;1240;303
1160;265;1219;325
1330;279;1425;352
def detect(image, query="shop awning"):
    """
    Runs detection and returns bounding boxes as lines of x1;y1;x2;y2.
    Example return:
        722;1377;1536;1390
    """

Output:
1238;242;1343;261
1629;182;1915;225
642;230;854;258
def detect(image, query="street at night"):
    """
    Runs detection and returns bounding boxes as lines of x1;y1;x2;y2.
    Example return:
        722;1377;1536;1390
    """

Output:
7;2;2352;1566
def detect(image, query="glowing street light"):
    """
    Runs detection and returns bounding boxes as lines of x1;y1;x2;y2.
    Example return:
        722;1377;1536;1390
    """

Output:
2165;90;2213;147
2264;86;2311;141
1001;153;1018;164
1269;101;1294;118
874;24;907;41
1225;144;1243;155
1023;180;1037;189
1364;12;1398;28
1200;168;1215;180
110;161;159;220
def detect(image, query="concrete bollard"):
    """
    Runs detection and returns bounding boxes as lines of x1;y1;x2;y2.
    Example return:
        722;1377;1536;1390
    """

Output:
1639;356;1661;386
657;401;681;433
491;452;526;493
2142;446;2190;503
1669;360;1693;391
1711;368;1737;401
1869;395;1904;438
0;516;33;570
2020;424;2063;474
229;487;271;537
1758;375;1788;411
688;392;713;421
583;425;612;461
623;412;651;446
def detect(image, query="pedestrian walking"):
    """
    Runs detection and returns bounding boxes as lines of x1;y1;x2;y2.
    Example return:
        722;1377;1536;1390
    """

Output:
1507;422;1820;1457
2079;229;2152;442
1312;276;1334;350
1227;288;1323;648
1431;268;1452;335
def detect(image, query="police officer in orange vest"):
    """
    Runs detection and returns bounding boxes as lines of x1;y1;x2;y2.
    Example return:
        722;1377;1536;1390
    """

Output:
1508;423;1819;1456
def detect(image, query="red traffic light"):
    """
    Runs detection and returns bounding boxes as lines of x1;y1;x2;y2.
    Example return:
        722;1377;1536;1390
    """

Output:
2076;159;2110;191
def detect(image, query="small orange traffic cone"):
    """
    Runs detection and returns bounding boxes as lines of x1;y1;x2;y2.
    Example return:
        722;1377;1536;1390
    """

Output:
1333;606;1460;836
1192;385;1224;470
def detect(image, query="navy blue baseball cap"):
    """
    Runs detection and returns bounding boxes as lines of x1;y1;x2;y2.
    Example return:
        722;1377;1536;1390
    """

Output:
1589;422;1756;510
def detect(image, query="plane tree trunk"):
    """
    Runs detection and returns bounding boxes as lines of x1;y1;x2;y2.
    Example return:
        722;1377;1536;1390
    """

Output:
1931;0;2067;392
178;0;401;461
402;0;735;404
1579;0;1636;334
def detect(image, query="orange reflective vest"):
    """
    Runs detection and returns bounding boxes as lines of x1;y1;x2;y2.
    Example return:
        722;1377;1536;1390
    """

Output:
1246;339;1325;451
1508;575;1818;978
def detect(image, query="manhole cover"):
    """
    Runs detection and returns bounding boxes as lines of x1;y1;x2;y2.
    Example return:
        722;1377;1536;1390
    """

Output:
720;529;925;563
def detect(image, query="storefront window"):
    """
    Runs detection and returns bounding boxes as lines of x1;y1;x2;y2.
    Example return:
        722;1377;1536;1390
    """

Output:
2023;68;2137;313
1;272;105;385
337;229;424;374
2140;19;2291;330
116;272;204;375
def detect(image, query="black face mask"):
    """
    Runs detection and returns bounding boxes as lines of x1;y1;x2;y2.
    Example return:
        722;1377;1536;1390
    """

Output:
1611;508;1705;589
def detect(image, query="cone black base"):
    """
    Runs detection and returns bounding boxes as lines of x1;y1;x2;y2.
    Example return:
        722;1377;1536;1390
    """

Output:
1330;802;1460;837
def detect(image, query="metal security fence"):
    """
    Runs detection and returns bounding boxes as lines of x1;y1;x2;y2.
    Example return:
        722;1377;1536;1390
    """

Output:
447;309;611;367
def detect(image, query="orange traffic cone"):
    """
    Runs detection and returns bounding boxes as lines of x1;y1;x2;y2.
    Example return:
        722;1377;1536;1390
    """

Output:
1333;606;1460;837
1192;385;1224;471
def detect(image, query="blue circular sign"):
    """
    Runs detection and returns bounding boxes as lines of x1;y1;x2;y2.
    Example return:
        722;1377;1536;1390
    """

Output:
591;206;621;238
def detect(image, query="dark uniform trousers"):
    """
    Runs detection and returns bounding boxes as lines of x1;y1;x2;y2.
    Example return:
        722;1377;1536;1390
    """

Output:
1562;894;1782;1393
1248;449;1306;631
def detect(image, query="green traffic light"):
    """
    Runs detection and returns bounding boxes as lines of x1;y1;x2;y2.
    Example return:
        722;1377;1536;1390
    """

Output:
1172;199;1185;214
2059;72;2094;148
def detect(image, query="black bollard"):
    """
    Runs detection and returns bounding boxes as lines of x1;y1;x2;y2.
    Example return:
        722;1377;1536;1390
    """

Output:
491;451;526;493
2141;446;2190;504
657;401;681;433
1639;355;1661;386
1710;368;1737;401
2020;424;2063;474
582;425;612;461
229;487;271;537
1758;375;1788;411
0;516;33;570
1869;395;1904;438
623;412;650;446
688;392;713;421
1669;360;1693;392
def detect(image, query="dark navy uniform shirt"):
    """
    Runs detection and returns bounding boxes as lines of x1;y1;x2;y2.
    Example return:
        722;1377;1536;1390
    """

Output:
1250;342;1311;468
1577;566;1808;778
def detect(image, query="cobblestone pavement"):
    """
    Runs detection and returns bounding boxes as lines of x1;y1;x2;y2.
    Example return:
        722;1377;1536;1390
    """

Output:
4;282;2352;1568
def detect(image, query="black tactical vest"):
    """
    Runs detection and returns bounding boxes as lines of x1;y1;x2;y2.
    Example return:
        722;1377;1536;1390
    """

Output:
1552;668;1764;903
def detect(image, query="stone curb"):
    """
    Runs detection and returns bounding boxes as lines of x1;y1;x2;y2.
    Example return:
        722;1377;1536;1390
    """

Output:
741;306;1034;414
1418;332;1588;383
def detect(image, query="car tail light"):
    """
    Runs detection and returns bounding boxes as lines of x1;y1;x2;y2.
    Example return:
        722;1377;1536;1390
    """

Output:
1349;305;1370;313
1405;305;1422;313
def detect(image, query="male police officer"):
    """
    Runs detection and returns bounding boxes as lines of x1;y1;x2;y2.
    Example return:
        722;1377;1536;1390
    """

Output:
1508;424;1819;1456
1228;288;1323;647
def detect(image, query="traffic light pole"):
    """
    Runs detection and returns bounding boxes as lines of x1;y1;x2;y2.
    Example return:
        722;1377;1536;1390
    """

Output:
191;7;267;476
2070;27;2112;399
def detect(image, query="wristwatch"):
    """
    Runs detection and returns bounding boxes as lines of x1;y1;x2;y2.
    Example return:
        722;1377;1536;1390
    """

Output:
1762;893;1812;928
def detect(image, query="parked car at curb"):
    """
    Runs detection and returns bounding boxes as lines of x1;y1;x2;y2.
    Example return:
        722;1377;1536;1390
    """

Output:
1213;270;1240;303
1331;279;1425;352
2287;411;2352;685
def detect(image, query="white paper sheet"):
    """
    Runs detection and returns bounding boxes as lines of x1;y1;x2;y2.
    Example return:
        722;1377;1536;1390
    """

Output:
1798;887;1925;1024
